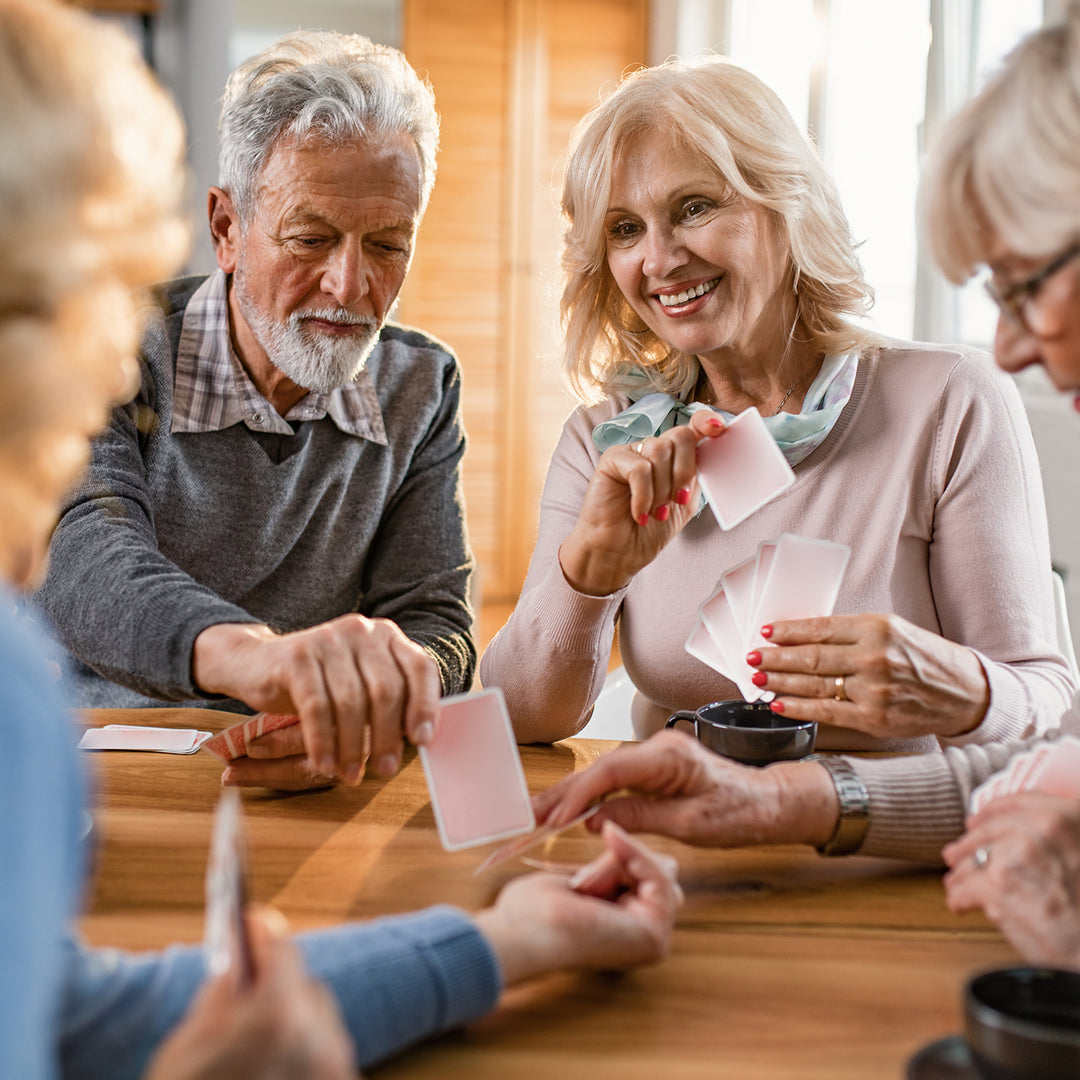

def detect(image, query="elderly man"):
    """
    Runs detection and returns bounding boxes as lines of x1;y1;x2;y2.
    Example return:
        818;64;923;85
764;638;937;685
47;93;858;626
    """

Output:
34;30;472;790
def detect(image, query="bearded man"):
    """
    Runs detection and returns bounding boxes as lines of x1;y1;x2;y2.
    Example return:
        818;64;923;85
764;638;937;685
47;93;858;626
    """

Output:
34;30;474;791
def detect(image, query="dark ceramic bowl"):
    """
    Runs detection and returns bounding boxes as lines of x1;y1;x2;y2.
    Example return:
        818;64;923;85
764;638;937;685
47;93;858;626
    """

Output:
964;967;1080;1079
666;699;817;766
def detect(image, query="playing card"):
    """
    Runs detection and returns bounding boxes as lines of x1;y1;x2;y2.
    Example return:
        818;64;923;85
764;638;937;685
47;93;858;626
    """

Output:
419;687;535;852
475;806;600;873
204;787;255;985
719;553;759;639
201;712;300;762
1026;736;1080;799
699;588;770;702
78;725;212;754
685;617;736;676
696;407;795;530
745;534;850;651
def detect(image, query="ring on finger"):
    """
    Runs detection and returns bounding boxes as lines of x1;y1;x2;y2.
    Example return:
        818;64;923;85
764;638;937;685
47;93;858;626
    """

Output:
832;675;848;702
973;846;991;870
630;441;645;455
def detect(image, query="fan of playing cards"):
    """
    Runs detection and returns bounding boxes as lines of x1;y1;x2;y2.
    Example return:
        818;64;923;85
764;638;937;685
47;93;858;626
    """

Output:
969;735;1080;814
686;533;851;701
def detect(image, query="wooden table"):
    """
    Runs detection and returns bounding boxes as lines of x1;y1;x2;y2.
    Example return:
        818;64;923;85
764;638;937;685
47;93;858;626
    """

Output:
79;708;1016;1079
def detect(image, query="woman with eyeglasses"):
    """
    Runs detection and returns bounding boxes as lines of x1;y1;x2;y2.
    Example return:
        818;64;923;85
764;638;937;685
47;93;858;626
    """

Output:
533;8;1080;970
481;53;1074;755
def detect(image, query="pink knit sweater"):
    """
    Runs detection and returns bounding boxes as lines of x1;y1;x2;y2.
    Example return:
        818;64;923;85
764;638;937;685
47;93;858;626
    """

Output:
480;341;1075;773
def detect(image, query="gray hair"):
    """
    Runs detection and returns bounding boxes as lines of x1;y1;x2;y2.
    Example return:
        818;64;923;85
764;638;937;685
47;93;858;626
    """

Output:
560;56;876;403
921;7;1080;281
218;30;440;227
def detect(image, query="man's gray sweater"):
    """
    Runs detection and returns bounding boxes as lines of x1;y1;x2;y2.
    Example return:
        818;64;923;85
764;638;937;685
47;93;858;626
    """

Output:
34;276;475;710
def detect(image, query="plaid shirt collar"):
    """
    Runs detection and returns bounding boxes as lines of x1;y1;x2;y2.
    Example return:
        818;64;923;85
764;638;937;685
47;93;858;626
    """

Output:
170;271;387;444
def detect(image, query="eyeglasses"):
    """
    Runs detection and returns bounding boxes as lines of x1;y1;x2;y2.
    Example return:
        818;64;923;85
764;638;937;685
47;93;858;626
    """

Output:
983;240;1080;334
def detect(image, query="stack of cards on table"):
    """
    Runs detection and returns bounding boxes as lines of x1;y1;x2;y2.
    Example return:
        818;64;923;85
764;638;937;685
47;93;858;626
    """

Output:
686;533;851;701
78;724;213;754
969;735;1080;814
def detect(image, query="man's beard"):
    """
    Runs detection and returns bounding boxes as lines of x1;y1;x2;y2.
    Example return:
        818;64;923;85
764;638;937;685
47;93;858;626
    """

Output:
233;265;381;394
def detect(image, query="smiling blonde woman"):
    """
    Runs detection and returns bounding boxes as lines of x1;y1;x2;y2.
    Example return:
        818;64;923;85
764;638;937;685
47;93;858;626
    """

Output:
481;55;1076;752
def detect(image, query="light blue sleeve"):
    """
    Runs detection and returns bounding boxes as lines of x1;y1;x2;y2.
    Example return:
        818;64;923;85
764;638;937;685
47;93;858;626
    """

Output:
0;597;87;1080
57;908;502;1078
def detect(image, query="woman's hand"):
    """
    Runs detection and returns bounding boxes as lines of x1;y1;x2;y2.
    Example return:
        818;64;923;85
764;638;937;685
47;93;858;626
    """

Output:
144;907;357;1080
747;613;990;740
531;729;840;849
942;793;1080;969
474;821;683;984
558;411;724;596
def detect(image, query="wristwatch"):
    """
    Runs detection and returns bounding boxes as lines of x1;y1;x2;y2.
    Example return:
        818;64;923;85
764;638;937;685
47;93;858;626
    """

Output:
812;754;870;856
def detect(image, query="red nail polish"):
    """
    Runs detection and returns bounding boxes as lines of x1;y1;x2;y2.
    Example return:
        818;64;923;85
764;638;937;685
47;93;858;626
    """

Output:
770;700;785;714
654;504;670;522
751;671;768;687
707;418;723;430
675;488;691;505
637;512;649;526
746;650;762;666
760;625;773;639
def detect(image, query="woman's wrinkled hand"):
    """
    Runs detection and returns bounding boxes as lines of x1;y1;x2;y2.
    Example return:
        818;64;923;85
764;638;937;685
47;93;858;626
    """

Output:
557;411;724;597
747;613;990;740
531;729;840;849
943;792;1080;969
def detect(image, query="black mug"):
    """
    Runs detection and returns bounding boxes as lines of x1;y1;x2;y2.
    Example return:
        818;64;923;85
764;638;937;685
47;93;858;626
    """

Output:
964;967;1080;1079
665;699;817;767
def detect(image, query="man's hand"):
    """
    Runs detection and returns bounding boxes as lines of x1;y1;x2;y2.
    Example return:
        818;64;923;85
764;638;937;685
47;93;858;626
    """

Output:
193;615;440;788
943;792;1080;969
532;729;840;849
144;907;357;1080
473;821;683;985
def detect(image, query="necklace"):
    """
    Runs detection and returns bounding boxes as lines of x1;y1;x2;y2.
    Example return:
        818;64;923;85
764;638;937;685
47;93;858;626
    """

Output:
771;376;802;415
696;371;804;415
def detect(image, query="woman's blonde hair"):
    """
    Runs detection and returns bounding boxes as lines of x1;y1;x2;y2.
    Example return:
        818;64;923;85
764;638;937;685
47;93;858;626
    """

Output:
921;6;1080;281
0;0;189;585
560;56;875;402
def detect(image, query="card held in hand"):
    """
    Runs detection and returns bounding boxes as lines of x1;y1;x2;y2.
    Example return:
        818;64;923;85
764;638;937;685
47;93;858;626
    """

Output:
204;787;255;985
201;712;300;762
419;687;535;852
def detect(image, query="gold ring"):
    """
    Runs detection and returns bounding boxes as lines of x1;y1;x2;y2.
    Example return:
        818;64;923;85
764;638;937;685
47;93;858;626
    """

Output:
833;675;848;702
630;441;645;454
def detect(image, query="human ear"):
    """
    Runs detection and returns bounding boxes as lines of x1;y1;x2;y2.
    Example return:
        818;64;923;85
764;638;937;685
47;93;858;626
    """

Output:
207;187;241;273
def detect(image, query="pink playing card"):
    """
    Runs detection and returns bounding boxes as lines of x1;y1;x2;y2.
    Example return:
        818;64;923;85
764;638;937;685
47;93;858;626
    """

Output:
201;712;300;762
419;687;535;852
696;407;795;530
745;534;850;651
1027;737;1080;799
719;554;759;639
685;617;735;677
700;588;768;702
